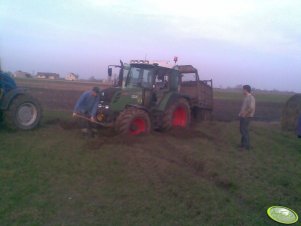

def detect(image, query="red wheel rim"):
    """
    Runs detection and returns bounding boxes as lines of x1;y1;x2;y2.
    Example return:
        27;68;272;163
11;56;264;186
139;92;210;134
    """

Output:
130;118;147;135
172;106;187;127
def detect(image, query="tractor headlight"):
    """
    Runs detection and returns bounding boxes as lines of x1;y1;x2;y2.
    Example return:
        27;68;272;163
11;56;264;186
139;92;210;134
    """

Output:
96;113;105;122
98;103;110;109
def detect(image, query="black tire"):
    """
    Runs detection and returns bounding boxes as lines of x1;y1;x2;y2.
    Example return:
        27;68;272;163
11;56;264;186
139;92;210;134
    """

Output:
160;98;191;131
115;108;151;135
203;110;213;121
192;108;212;122
4;94;42;130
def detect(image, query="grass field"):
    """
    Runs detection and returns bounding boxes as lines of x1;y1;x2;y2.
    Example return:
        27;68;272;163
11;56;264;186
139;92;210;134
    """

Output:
1;110;300;226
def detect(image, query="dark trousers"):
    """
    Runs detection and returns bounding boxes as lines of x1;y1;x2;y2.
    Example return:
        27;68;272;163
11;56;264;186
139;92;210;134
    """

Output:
240;117;251;149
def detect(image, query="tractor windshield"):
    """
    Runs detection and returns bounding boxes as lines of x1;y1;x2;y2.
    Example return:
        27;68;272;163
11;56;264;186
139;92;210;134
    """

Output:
126;66;153;89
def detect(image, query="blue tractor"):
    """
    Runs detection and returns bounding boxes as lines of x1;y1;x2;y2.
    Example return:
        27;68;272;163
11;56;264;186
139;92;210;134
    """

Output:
0;71;42;130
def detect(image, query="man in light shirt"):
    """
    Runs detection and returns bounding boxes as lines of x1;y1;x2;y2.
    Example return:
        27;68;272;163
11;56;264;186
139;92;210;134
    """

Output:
238;85;256;150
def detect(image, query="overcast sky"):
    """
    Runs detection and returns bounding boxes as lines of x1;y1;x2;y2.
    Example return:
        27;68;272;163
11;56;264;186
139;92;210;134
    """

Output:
0;0;300;91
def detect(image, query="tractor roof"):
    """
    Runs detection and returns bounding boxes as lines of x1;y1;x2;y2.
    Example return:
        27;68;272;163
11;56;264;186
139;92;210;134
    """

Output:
129;63;198;74
177;65;198;73
130;63;177;72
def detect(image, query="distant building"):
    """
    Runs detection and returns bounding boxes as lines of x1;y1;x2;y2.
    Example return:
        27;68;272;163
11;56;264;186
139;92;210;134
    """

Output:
14;70;32;78
65;73;79;81
36;72;60;80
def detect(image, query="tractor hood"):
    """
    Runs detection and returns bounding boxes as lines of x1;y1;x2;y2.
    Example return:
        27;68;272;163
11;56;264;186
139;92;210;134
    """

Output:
99;87;121;103
102;87;143;112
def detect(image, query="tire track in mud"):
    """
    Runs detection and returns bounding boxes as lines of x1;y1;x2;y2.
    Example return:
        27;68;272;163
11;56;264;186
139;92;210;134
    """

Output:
121;130;234;192
44;120;250;212
45;119;240;193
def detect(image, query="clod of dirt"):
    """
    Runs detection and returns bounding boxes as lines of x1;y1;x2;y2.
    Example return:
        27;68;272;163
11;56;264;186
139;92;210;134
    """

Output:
182;156;205;173
84;134;148;150
215;178;237;191
166;127;214;140
84;139;107;149
44;118;61;125
59;120;80;130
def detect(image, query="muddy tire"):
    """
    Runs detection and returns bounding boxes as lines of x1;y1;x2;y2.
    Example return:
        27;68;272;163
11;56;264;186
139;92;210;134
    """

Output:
192;108;212;122
115;108;151;135
202;110;213;121
160;98;191;131
4;94;42;130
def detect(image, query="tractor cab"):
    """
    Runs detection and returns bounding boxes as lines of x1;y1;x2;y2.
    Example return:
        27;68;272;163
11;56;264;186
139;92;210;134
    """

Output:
122;63;181;107
125;63;179;91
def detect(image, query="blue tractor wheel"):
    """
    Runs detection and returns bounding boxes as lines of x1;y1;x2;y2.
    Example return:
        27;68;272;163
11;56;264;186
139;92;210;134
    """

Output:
4;94;42;130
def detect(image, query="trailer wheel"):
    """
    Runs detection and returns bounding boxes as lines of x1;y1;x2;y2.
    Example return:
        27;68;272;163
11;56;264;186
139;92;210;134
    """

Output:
161;98;191;131
115;108;151;135
192;108;212;122
4;94;42;130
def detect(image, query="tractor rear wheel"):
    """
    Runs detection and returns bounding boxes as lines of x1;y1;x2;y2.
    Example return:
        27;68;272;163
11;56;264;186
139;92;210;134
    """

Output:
161;98;191;131
4;94;42;130
192;107;213;122
115;108;151;135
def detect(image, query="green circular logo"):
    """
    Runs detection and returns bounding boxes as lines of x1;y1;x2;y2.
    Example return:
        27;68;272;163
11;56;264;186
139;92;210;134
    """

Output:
267;206;299;224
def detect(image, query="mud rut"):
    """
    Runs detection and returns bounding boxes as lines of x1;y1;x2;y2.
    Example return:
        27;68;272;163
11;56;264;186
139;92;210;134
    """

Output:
45;118;238;193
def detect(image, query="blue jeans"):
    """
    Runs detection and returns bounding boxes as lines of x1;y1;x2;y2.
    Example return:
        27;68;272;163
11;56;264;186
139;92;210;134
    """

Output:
240;117;251;149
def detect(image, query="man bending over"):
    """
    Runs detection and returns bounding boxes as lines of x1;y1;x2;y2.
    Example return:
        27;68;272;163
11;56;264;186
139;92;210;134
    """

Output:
73;87;100;135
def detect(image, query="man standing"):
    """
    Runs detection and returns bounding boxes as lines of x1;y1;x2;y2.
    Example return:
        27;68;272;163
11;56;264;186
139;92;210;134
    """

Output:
73;87;100;135
238;85;256;150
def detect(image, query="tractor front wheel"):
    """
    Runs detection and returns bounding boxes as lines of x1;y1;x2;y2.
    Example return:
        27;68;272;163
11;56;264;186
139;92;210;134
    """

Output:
161;98;191;131
115;108;151;135
4;94;42;130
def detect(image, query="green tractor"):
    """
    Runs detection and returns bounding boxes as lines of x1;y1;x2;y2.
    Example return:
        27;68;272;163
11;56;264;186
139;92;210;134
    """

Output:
96;61;213;135
0;71;42;130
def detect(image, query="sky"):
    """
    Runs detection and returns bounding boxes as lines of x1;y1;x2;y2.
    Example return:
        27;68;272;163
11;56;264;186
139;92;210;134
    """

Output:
0;0;300;91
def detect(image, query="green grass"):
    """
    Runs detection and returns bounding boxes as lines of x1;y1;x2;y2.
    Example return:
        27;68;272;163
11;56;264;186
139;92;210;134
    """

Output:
214;90;292;103
0;111;301;226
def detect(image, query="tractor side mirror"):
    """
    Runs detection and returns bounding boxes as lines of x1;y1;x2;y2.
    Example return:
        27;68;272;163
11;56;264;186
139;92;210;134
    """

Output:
108;68;113;77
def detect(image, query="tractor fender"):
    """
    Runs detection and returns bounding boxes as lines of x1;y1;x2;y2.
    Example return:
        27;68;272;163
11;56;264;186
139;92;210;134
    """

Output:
0;88;26;110
157;92;190;112
125;104;149;113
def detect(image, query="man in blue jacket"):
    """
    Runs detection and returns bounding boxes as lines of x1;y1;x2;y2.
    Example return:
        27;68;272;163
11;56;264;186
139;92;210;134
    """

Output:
73;87;100;135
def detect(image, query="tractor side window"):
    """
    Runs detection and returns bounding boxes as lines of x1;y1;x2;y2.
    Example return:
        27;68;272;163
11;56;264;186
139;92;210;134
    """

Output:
127;68;141;88
121;69;129;87
141;69;153;89
181;73;196;82
169;71;179;91
126;67;153;88
155;74;168;90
